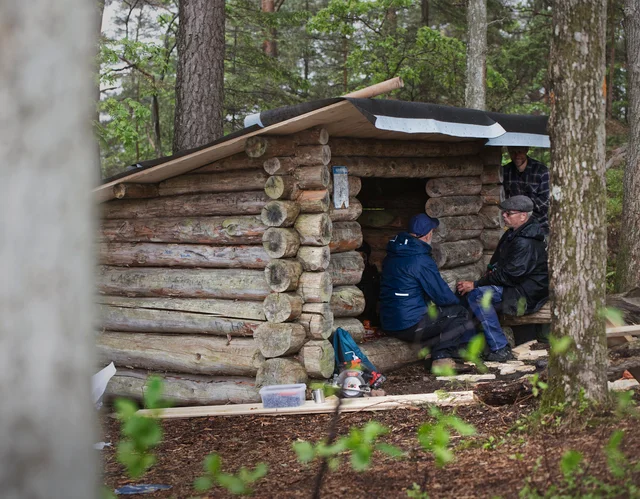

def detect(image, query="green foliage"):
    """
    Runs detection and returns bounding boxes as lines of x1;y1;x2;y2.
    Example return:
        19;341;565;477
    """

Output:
549;335;573;356
480;289;494;311
417;407;476;467
293;421;405;472
114;376;168;479
482;435;506;451
598;306;625;327
459;334;488;374
194;453;268;495
406;482;430;498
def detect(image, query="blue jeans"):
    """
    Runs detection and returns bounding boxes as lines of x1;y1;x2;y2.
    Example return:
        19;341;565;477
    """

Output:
466;285;508;352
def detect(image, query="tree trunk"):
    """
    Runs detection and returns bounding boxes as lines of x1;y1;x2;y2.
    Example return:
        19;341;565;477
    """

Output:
106;368;261;406
432;239;484;269
173;0;225;152
297;272;333;303
329;198;363;222
113;183;159;199
261;0;277;57
262;227;301;258
98;242;270;268
97;266;271;300
158;171;269;196
331;286;366;317
97;332;265;376
103;191;269;219
616;1;640;291
333;318;365;343
256;357;308;387
425;196;483;217
100;216;267;245
0;0;96;491
298;340;335;378
360;337;423;372
295;213;333;246
261;200;300;227
328;138;483;157
254;323;307;358
332;156;483;178
425;177;482;197
265;259;303;292
546;0;610;404
329;221;363;253
263;292;304;323
607;0;616;119
328;251;365;285
465;0;487;110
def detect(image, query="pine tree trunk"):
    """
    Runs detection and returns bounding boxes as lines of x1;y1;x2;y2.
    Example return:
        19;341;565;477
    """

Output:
465;0;487;110
616;1;640;291
173;0;225;152
546;0;610;405
0;0;97;492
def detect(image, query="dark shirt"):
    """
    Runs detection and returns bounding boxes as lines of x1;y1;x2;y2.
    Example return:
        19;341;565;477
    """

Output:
502;157;550;231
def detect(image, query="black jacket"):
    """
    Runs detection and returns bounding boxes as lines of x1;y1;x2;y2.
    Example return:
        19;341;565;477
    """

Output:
475;219;548;315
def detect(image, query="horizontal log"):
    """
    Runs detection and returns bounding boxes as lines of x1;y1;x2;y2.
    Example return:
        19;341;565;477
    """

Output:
294;165;330;189
194;153;266;173
255;357;308;387
296;189;331;213
262;227;300;259
328;251;365;286
103;191;269;219
295;213;332;246
261;200;300;227
97;266;270;300
432;239;484;269
331;286;365;317
97;296;265;320
97;332;265;376
329;221;363;253
297;246;331;271
298;340;335;379
265;259;303;293
357;209;413;230
263;292;303;323
360;337;423;372
158;170;268;196
329;138;483;157
295;145;331;166
425;176;482;197
481;164;504;184
360;229;400;252
348;176;362;196
483;251;493;268
295;127;330;145
298;303;334;340
332;156;483;178
440;262;485;291
98;242;270;269
480;229;504;250
99;216;267;245
113;183;159;199
432;215;484;244
481;184;505;205
425;196;483;218
254;323;307;358
245;135;296;158
106;368;261;406
263;156;297;176
98;303;263;336
481;147;503;167
297;271;333;303
332;318;365;344
478;205;504;229
329;198;363;222
264;175;300;200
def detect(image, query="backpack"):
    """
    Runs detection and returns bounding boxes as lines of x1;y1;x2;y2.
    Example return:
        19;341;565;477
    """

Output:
332;327;385;389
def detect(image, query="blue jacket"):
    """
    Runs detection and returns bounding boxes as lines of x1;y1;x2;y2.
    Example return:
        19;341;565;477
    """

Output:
379;232;459;332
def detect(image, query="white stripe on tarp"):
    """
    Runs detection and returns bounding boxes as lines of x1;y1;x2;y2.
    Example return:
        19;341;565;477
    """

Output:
395;293;409;296
486;132;550;148
244;112;264;128
374;115;506;138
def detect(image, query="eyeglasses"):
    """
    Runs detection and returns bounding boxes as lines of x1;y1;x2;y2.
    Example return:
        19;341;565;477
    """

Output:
501;210;522;217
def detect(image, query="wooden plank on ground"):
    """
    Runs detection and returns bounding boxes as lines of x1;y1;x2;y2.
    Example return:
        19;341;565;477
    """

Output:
136;391;476;419
606;325;640;337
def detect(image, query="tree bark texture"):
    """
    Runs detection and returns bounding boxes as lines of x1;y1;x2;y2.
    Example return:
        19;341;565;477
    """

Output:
440;262;485;291
106;368;261;406
265;259;303;292
113;183;159;199
329;221;363;253
297;189;331;214
465;0;487;110
425;196;483;218
98;242;270;269
297;272;333;303
329;198;363;222
0;0;97;493
173;0;225;152
432;239;484;269
547;0;610;404
425;176;482;197
254;323;307;358
432;215;484;244
327;251;365;286
97;332;265;376
328;138;483;157
616;1;640;291
481;164;504;184
263;292;303;323
195;152;267;173
298;340;335;378
103;192;269;219
100;216;267;245
295;213;333;246
360;337;424;372
332;156;483;178
97;266;271;300
261;200;300;227
332;318;365;344
331;286;366;317
478;205;504;228
297;246;331;271
265;175;300;200
158;170;268;196
255;357;308;387
297;303;334;340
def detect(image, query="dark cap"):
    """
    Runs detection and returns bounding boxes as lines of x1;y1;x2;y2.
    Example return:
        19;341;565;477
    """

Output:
408;213;439;237
500;195;534;212
507;145;530;153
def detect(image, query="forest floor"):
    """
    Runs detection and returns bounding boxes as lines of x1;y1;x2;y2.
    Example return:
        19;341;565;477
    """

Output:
101;342;640;499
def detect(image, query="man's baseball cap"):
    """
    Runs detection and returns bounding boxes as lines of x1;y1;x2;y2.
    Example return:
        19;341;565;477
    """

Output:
408;213;439;237
500;195;534;212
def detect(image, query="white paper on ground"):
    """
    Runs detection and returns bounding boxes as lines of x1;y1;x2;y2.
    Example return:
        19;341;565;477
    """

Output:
92;362;116;408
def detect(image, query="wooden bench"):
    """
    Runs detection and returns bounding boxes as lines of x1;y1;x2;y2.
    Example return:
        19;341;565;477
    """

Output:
500;302;551;327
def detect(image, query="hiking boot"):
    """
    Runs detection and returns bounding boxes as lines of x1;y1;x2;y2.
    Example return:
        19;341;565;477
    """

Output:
431;357;457;374
483;345;516;363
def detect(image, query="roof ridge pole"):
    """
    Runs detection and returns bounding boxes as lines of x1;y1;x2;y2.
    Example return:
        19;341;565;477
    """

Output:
343;77;404;99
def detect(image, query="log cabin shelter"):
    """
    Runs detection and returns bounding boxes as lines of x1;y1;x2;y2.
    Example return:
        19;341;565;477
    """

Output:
96;98;549;406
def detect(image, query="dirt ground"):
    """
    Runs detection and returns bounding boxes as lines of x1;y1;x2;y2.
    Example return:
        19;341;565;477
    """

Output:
101;353;640;499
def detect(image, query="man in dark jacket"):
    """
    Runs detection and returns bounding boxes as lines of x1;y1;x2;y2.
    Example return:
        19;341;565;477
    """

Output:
503;146;550;232
380;214;475;371
457;195;549;362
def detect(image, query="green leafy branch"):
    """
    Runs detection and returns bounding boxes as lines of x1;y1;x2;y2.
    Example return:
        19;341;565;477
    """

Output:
417;407;476;467
194;454;268;496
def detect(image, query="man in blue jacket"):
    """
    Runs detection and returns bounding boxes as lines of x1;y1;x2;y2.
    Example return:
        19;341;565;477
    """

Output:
379;213;475;372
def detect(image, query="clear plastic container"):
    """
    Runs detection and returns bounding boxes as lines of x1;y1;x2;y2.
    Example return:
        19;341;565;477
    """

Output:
259;383;306;408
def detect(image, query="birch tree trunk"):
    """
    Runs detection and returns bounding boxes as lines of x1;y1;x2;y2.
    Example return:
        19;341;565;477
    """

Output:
0;0;97;494
616;1;640;291
173;0;225;152
546;0;610;405
465;0;487;110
